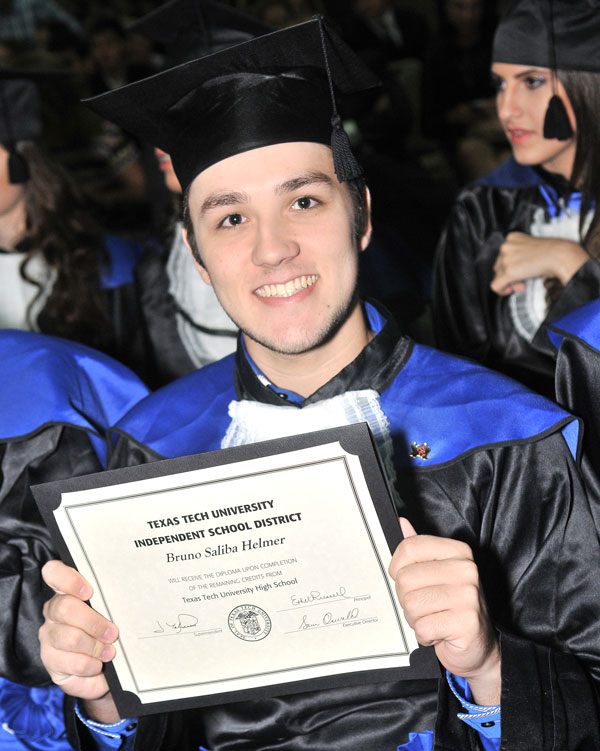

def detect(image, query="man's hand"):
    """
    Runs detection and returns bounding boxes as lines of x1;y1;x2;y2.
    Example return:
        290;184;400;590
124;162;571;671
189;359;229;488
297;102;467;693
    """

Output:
390;519;501;706
39;560;120;723
491;231;588;295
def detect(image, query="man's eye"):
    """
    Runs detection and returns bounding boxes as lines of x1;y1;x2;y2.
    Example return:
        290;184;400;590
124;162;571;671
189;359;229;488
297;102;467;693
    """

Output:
292;196;318;211
220;213;246;228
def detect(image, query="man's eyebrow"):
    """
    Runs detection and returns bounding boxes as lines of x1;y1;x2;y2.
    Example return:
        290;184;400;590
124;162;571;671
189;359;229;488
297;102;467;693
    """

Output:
275;171;333;195
200;191;249;214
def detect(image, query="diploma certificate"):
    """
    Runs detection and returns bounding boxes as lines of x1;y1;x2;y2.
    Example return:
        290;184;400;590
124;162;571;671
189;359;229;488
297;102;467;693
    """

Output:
34;423;437;716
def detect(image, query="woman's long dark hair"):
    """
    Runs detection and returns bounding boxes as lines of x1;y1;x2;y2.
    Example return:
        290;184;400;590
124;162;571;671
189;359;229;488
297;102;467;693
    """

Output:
17;141;110;348
559;70;600;259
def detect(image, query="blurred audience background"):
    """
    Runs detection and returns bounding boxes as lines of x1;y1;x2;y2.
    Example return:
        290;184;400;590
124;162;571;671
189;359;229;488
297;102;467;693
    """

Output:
0;0;510;357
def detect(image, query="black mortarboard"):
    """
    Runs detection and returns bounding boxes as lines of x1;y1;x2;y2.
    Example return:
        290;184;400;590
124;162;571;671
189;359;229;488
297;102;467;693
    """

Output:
493;0;600;139
0;70;44;183
493;0;600;72
0;73;42;144
84;17;379;191
129;0;274;68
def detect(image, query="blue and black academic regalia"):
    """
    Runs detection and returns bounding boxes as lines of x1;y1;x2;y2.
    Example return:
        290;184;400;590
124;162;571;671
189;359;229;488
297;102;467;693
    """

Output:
0;330;149;685
96;235;157;386
78;302;600;751
548;298;600;528
26;234;156;387
433;158;600;397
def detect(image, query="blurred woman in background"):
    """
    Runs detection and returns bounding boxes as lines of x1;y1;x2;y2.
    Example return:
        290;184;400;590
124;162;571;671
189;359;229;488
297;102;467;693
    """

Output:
0;73;155;382
433;0;600;397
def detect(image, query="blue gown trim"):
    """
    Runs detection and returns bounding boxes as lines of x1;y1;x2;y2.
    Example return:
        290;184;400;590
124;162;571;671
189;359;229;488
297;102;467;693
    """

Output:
0;330;149;466
396;729;434;750
0;679;71;751
547;298;600;353
114;330;577;466
100;235;146;289
475;158;543;189
114;354;238;458
380;343;579;467
475;159;583;218
537;184;582;219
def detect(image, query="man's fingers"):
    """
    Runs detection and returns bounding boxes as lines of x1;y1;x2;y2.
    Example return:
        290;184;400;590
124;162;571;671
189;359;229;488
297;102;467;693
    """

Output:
393;534;473;567
43;593;118;643
399;517;417;539
48;670;110;702
399;581;481;625
41;620;116;662
408;607;484;649
42;560;93;600
43;645;105;680
390;534;474;580
396;558;479;596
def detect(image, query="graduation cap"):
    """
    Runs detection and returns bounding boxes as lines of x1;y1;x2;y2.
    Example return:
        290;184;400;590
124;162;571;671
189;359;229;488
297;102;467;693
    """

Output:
0;70;45;183
129;0;275;68
84;17;379;191
493;0;600;140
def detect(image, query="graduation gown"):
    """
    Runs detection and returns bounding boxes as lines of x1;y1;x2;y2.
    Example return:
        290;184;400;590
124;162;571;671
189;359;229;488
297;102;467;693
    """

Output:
133;224;238;386
93;234;156;385
7;232;233;390
0;330;149;685
549;298;600;469
67;302;600;750
433;159;600;397
548;298;600;529
0;233;167;390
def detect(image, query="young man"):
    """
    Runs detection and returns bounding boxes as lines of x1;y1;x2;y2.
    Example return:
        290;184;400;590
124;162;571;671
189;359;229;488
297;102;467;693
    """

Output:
39;18;600;751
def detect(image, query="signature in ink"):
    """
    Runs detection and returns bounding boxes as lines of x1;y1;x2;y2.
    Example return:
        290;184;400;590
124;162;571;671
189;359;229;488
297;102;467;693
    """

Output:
154;614;199;634
290;586;350;607
297;607;360;631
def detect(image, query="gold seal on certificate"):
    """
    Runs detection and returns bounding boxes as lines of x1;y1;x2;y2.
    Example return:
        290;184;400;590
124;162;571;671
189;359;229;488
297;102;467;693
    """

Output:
33;423;437;716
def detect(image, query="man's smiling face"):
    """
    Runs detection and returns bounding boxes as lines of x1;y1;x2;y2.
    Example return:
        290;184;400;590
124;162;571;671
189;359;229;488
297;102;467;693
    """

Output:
184;141;370;359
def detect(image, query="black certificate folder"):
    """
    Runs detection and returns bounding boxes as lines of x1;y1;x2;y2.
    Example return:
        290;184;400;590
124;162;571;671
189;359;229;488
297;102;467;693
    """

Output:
33;422;438;717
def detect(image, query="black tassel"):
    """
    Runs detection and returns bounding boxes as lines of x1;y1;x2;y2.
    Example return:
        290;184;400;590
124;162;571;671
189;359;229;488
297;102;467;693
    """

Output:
330;114;363;182
543;94;573;140
318;16;363;183
8;150;29;184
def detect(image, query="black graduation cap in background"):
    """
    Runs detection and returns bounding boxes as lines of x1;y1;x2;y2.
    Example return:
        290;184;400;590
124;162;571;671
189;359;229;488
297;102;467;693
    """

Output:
84;17;379;192
129;0;274;68
0;70;44;183
493;0;600;140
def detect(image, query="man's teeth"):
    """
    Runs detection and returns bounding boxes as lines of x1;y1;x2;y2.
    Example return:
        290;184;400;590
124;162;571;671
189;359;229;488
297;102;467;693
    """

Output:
255;275;318;298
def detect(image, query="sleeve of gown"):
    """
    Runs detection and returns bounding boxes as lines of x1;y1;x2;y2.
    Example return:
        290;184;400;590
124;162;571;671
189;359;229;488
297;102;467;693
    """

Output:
133;247;198;387
0;426;103;685
552;326;600;531
540;257;600;328
101;238;165;390
418;432;600;749
64;696;203;751
432;187;500;361
432;185;535;373
0;519;55;686
107;432;164;470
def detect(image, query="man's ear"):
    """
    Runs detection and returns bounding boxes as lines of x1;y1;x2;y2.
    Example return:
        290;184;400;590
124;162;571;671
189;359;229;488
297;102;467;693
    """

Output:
360;187;373;252
182;226;212;286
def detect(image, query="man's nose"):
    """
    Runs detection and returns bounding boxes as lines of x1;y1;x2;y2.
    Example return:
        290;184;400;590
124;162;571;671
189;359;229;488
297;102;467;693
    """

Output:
252;218;300;267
